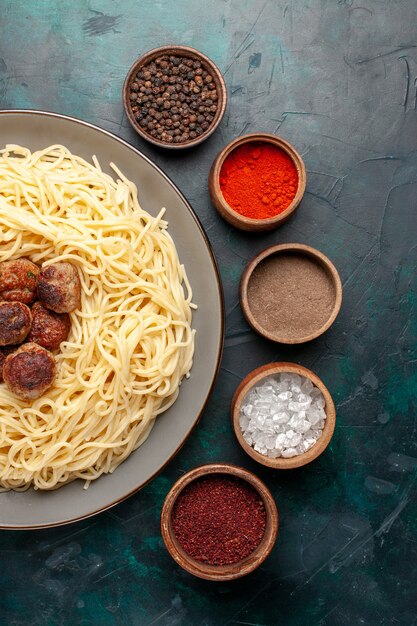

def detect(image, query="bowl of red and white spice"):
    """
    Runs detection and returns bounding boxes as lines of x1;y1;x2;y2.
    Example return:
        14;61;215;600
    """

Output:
209;133;306;231
161;463;278;581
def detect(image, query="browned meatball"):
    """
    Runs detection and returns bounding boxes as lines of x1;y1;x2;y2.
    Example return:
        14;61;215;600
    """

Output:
0;346;17;382
3;343;56;400
27;302;71;351
0;301;32;346
37;262;81;313
0;258;40;304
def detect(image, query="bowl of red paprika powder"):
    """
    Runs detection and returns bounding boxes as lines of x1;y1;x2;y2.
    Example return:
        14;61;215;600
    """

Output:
209;133;306;231
160;463;278;581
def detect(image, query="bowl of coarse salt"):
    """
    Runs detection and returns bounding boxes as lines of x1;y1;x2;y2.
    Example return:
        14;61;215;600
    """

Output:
231;362;336;469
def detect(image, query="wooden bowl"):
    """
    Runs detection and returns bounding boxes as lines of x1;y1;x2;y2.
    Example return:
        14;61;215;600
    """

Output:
160;463;278;581
240;243;342;343
208;133;306;231
231;363;336;469
123;45;227;149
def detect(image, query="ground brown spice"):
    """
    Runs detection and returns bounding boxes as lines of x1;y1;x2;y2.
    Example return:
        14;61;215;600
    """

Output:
247;253;336;339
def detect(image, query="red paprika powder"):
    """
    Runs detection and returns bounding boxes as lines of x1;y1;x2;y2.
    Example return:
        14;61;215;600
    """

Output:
172;474;266;566
219;141;299;219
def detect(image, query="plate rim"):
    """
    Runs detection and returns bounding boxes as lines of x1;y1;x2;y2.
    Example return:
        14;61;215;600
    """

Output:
0;109;225;530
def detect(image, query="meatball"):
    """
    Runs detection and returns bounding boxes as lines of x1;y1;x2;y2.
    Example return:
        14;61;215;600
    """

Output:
0;346;17;382
0;301;32;346
0;258;40;304
37;262;81;313
27;302;71;351
3;343;56;400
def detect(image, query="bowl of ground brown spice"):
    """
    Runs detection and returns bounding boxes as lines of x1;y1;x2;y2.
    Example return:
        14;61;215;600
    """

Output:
240;243;342;343
161;463;278;580
123;45;227;148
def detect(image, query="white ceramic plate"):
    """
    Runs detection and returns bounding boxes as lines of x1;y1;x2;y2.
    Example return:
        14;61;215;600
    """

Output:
0;110;224;529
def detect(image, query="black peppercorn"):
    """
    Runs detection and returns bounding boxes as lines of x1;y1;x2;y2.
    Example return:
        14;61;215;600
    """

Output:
128;53;220;144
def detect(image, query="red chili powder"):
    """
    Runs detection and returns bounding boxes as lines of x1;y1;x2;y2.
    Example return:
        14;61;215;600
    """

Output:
172;474;266;566
219;141;299;219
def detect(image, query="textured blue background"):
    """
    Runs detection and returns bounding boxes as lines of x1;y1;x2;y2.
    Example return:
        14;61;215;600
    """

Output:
1;1;417;624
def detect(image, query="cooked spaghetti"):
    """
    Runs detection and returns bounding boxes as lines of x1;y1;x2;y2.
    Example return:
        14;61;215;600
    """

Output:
0;144;195;490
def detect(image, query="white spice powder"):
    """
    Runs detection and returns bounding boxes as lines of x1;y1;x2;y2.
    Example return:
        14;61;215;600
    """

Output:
239;372;326;458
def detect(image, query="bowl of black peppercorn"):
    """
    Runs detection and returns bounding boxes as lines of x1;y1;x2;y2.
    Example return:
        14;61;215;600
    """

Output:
123;45;227;149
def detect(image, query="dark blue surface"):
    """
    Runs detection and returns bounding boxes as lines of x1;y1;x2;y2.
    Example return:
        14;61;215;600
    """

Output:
1;1;417;624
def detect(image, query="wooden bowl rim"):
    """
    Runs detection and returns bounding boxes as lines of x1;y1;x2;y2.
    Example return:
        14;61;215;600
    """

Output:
240;242;342;343
208;133;306;231
123;45;227;150
231;362;336;469
160;462;278;581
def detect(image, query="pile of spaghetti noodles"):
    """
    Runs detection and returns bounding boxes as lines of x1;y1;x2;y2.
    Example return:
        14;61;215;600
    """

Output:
0;145;195;490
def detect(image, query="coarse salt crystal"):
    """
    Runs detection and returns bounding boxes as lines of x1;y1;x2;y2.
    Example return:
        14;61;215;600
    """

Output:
296;419;312;434
267;449;281;459
287;431;302;447
239;372;326;460
301;379;314;394
282;447;298;458
280;373;301;385
254;400;272;412
265;435;276;449
239;415;250;430
288;400;310;412
314;395;326;409
263;419;275;435
276;433;286;447
272;412;290;424
242;404;253;417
